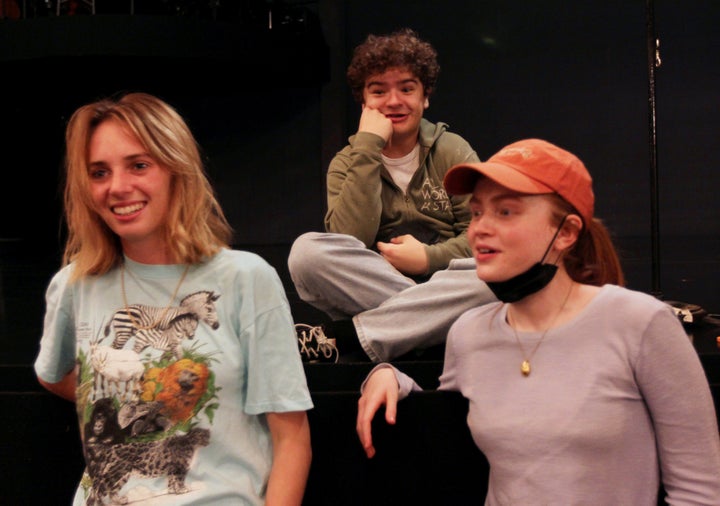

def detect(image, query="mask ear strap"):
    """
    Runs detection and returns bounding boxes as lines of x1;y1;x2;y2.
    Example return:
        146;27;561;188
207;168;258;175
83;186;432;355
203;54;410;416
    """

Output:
540;214;569;263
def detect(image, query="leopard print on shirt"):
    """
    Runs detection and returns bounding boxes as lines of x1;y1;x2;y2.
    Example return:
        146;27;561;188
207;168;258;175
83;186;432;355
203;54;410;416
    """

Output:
85;428;210;506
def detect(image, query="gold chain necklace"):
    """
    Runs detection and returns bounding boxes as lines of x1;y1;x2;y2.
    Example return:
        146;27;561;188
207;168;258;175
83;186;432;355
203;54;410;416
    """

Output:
510;283;574;377
120;262;190;331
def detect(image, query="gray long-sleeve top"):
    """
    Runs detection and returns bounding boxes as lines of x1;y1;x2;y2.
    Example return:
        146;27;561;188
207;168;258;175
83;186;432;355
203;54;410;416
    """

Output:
386;284;720;505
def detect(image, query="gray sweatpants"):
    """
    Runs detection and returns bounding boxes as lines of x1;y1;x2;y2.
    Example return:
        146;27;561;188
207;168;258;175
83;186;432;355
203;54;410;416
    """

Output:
287;232;497;362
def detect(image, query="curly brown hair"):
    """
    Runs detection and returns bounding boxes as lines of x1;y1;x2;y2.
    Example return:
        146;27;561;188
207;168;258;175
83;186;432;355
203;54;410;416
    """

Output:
346;28;440;103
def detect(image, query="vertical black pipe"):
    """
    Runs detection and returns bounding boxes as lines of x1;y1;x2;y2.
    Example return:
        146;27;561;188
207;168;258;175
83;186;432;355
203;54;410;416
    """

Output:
646;0;662;298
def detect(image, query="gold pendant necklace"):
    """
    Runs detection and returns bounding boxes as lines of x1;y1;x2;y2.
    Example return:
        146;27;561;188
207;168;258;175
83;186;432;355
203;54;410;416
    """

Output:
120;262;190;331
510;283;574;377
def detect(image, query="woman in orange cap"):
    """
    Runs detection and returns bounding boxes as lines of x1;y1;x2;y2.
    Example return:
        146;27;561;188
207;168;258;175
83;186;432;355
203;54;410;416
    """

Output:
356;138;720;505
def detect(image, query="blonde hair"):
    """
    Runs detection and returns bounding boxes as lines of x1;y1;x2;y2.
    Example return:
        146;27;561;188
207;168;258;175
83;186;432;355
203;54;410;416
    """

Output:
62;92;232;281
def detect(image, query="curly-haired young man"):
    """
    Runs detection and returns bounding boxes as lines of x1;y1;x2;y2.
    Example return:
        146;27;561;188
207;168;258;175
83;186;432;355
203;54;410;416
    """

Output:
289;28;496;363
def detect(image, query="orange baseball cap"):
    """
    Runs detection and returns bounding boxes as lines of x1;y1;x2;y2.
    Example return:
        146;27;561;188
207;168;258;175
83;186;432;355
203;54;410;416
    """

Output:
443;138;594;223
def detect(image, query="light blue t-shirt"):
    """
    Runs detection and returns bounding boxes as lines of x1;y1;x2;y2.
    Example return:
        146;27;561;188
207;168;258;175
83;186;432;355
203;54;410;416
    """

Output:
35;248;313;505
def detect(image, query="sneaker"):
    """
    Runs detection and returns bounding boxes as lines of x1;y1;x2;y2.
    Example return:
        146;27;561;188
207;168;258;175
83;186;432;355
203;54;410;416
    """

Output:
296;323;339;363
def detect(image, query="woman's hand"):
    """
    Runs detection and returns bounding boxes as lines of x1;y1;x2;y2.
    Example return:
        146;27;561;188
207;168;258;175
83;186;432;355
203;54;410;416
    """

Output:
356;367;400;458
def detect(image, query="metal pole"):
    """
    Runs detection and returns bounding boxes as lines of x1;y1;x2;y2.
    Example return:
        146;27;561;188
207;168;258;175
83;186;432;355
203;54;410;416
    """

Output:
646;0;662;298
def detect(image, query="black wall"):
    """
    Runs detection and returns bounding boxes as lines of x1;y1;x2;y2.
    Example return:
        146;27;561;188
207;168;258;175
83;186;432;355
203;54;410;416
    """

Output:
0;2;718;504
1;0;718;359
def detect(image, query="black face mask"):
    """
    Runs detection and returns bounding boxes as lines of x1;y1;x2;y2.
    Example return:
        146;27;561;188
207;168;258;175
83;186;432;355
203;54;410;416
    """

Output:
486;216;568;303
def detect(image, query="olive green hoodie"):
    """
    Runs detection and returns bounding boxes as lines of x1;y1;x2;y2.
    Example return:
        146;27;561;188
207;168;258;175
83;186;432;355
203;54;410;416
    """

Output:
325;118;479;275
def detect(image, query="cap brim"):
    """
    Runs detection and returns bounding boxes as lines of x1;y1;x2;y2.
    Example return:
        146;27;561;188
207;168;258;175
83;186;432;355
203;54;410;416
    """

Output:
444;162;555;196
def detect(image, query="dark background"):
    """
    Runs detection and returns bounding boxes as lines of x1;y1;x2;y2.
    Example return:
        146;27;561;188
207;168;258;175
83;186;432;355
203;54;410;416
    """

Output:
0;2;718;504
0;0;718;363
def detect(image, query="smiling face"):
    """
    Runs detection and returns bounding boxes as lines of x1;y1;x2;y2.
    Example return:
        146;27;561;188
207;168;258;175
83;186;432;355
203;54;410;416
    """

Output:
88;119;173;260
362;67;428;150
467;178;562;283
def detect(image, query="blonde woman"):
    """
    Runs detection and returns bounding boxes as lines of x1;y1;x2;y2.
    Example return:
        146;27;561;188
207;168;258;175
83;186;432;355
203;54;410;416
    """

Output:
35;92;312;505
